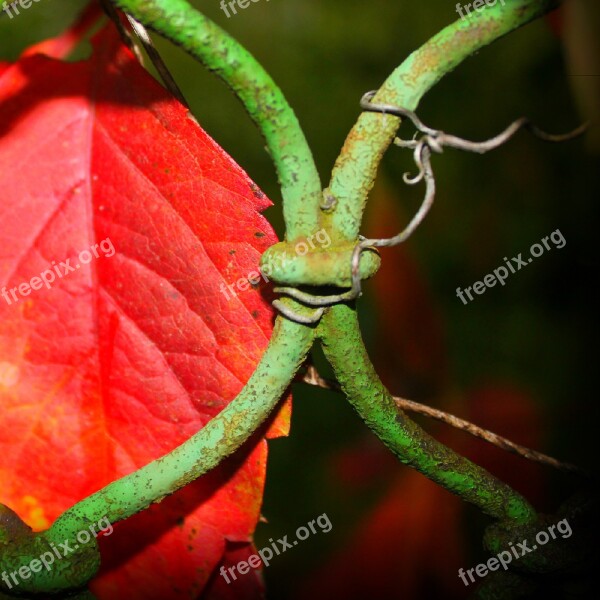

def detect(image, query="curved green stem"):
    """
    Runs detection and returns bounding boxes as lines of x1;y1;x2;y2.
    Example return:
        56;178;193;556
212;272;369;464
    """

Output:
111;0;322;240
326;0;560;241
318;304;537;524
59;317;314;525
0;316;315;594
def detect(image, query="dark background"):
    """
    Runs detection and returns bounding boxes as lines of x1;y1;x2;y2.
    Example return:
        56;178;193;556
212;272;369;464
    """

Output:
2;1;598;598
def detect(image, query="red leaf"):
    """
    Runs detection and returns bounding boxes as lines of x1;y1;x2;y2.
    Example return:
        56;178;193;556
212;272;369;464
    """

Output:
0;25;286;599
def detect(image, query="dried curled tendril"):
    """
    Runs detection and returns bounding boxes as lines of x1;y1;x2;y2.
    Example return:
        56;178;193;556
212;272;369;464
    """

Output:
273;90;587;324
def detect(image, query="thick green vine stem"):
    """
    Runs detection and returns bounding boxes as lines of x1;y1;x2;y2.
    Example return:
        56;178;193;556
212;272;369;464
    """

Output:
325;0;560;242
261;240;381;287
318;303;537;524
0;317;315;594
111;0;322;241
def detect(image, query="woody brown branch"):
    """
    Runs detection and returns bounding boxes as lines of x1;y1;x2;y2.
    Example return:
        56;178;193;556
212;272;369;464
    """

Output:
300;365;587;478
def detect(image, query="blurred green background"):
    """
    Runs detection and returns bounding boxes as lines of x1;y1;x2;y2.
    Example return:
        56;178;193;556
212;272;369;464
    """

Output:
1;1;598;598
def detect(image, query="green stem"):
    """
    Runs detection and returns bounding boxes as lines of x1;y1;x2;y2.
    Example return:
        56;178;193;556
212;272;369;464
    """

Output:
326;0;560;241
111;0;322;240
60;318;313;524
318;304;537;524
0;316;315;594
